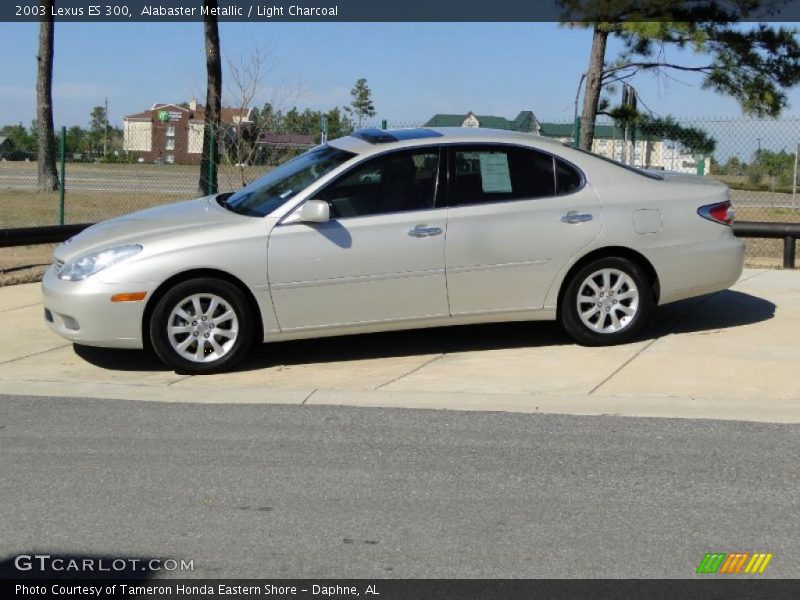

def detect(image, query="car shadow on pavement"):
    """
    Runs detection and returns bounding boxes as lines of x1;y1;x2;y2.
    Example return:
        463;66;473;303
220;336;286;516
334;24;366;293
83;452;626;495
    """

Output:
72;290;774;373
647;289;775;337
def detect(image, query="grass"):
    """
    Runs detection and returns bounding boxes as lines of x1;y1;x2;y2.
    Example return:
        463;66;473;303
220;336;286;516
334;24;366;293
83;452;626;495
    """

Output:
736;205;800;223
0;190;185;228
714;174;798;195
0;161;271;228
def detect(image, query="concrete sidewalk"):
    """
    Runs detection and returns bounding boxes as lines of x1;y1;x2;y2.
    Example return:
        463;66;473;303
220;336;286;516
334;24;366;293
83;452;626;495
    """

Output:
0;269;797;423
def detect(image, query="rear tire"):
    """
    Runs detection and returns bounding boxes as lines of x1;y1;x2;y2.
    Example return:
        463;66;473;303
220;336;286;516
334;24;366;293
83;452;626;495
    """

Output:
559;257;653;346
149;278;255;374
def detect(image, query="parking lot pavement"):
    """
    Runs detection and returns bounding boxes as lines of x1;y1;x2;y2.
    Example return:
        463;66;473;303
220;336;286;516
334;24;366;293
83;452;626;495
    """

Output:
0;268;797;423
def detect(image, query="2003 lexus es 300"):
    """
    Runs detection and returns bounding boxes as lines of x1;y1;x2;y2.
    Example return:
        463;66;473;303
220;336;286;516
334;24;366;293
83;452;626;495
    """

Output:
43;128;745;373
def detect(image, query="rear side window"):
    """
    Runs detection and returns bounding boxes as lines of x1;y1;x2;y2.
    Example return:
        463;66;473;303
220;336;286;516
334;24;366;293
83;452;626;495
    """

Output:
449;145;556;206
556;158;583;195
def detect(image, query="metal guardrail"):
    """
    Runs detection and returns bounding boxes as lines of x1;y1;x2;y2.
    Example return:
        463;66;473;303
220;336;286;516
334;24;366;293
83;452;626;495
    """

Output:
0;223;92;248
733;221;800;269
0;221;797;268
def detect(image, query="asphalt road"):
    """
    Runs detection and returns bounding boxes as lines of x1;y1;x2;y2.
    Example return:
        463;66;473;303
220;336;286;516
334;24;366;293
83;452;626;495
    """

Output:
1;395;797;579
0;171;204;195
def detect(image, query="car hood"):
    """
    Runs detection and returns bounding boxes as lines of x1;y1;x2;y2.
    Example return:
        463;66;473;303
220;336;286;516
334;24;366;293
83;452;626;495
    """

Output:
55;195;247;262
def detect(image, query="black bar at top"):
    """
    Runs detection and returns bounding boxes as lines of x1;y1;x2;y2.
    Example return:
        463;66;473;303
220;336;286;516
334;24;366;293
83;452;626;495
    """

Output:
3;0;800;22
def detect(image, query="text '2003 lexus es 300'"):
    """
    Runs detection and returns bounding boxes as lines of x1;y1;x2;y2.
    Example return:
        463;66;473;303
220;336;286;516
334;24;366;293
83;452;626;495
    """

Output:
42;128;744;374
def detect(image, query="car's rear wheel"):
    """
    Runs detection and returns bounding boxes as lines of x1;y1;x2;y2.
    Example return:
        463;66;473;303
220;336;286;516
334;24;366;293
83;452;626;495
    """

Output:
559;257;653;346
149;278;254;374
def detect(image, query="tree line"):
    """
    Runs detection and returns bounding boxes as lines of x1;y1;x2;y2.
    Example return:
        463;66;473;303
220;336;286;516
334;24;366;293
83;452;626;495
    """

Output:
714;149;798;191
1;105;123;162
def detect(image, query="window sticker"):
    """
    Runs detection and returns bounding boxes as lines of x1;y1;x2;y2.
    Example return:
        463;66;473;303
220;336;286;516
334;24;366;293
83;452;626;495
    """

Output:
479;152;512;193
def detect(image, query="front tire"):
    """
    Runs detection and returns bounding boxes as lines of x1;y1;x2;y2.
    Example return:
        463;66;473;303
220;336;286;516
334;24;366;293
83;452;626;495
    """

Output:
559;257;653;346
149;278;255;374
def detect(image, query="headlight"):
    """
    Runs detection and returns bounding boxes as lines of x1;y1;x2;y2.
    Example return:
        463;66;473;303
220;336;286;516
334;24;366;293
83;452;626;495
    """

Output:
57;245;143;281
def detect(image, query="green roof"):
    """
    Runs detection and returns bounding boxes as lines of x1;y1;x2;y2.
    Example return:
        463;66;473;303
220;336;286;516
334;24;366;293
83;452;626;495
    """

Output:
424;111;538;132
422;113;660;141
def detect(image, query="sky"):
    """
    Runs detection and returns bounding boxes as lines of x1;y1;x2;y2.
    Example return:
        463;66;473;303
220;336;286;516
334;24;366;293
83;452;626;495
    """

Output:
1;21;799;132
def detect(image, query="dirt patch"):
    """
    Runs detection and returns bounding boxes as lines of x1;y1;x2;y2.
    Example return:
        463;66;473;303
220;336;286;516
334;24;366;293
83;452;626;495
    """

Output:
0;244;55;286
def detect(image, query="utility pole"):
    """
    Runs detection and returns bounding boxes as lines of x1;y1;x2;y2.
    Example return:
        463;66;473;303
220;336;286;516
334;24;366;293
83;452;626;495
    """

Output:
103;97;109;158
572;73;586;148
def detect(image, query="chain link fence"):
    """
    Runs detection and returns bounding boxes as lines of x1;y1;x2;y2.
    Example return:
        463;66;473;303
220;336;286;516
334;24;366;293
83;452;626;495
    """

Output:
1;116;798;265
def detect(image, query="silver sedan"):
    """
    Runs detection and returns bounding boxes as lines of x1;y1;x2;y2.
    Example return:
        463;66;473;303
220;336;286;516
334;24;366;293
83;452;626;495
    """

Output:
42;127;745;373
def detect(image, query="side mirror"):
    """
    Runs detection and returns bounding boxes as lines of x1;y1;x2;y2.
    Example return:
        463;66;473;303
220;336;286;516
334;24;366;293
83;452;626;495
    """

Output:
285;199;330;224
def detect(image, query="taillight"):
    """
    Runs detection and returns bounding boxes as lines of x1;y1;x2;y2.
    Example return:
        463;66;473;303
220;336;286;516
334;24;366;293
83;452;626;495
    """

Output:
697;201;734;226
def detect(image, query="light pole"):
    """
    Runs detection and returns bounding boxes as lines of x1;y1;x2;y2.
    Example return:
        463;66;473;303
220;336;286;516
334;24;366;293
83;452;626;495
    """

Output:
572;72;586;148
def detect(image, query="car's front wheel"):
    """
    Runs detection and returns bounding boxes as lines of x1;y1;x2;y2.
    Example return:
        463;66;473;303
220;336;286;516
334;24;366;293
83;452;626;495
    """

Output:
559;257;653;346
149;278;255;374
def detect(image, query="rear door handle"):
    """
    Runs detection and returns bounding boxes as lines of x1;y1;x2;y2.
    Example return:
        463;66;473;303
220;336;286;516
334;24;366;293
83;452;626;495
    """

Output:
408;226;443;238
561;211;593;224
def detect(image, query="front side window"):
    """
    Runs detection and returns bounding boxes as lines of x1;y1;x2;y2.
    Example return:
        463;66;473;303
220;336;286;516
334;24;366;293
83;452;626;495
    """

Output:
449;145;556;206
225;144;356;217
317;148;440;218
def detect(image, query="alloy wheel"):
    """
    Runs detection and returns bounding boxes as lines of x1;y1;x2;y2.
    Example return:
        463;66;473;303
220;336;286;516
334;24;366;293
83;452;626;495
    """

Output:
166;293;240;363
575;268;640;334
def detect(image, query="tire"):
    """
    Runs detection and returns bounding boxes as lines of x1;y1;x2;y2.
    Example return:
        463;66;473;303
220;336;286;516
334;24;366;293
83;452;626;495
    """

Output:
149;277;255;374
559;256;654;346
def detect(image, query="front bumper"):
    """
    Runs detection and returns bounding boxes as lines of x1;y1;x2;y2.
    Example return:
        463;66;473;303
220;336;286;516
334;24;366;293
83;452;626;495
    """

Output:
41;266;158;349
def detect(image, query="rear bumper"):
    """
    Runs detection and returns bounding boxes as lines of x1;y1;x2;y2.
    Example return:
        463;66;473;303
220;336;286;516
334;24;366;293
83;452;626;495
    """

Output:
41;267;156;349
652;235;745;305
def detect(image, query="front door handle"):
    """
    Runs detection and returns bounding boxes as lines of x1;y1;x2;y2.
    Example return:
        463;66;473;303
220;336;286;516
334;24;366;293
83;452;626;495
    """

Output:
408;225;443;238
561;211;593;224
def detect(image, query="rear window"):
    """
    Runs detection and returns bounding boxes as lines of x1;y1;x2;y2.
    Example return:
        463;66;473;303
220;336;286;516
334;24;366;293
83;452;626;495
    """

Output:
570;146;663;180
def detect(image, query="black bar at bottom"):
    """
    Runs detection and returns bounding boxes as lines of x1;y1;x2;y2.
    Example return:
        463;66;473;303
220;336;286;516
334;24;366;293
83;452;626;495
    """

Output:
3;579;800;600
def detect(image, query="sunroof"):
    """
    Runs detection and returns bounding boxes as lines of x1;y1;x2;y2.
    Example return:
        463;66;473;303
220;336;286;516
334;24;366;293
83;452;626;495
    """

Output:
392;128;444;141
350;128;444;144
350;129;397;144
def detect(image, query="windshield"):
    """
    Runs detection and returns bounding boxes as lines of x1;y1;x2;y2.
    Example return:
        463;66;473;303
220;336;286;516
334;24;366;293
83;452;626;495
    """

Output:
224;145;356;217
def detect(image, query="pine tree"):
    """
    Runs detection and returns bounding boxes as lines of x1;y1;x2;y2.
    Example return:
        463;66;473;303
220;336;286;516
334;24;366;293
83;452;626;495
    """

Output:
345;78;376;129
561;1;800;149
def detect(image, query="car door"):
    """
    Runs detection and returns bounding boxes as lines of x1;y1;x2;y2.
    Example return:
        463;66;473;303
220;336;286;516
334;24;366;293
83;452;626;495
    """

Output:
444;144;601;315
267;146;449;331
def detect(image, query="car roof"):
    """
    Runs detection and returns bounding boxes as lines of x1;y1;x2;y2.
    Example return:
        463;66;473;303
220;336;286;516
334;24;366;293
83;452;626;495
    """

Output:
329;127;568;155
